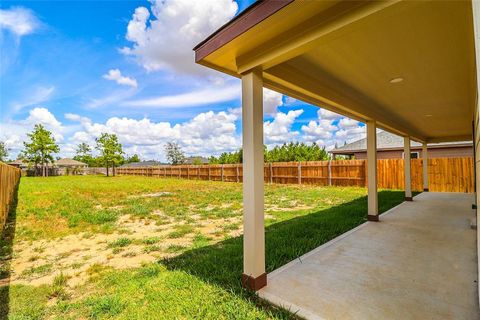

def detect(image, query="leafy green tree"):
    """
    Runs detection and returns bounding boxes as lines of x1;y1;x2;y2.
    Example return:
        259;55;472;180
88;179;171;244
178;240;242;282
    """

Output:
0;141;8;162
22;124;60;176
191;157;203;165
73;142;94;166
125;154;141;164
209;142;329;164
95;133;124;176
165;142;185;165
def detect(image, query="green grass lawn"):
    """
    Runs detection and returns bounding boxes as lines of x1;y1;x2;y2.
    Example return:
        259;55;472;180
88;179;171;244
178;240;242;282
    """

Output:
0;176;409;319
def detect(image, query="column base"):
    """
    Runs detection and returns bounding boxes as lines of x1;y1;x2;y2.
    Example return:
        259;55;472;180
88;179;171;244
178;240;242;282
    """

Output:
367;214;379;222
242;273;267;291
405;196;413;201
423;188;429;192
472;204;477;210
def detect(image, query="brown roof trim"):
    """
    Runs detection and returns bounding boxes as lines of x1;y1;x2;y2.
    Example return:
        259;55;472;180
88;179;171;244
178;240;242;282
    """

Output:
194;0;294;63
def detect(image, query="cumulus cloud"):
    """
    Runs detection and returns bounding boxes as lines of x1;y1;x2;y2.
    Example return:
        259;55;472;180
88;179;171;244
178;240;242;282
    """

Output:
67;109;241;160
102;69;138;88
121;0;238;75
263;89;283;115
318;108;340;120
301;120;337;142
0;7;40;37
264;110;304;145
0;107;65;156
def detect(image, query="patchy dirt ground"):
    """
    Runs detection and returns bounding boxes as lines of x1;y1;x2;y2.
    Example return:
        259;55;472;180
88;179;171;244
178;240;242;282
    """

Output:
8;211;242;287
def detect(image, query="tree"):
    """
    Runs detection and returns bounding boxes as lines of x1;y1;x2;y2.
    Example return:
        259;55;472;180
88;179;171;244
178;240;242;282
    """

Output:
125;154;140;164
73;142;93;166
22;124;60;177
165;142;185;165
0;141;8;162
95;133;124;176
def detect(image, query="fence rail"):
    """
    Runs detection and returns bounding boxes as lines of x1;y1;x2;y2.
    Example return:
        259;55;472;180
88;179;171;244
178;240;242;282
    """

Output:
116;157;474;193
0;162;21;230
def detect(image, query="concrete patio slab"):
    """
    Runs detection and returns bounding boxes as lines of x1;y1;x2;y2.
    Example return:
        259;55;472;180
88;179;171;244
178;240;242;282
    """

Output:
259;192;478;320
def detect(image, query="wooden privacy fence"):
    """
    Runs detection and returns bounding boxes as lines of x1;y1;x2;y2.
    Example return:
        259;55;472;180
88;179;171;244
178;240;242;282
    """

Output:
0;162;21;230
117;157;474;193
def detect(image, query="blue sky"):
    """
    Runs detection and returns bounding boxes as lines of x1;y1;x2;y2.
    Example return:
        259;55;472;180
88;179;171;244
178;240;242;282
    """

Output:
0;0;365;161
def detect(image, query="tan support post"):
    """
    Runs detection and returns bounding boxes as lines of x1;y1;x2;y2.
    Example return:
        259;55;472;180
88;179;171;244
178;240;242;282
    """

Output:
367;120;378;221
404;137;413;201
241;69;266;291
422;143;429;191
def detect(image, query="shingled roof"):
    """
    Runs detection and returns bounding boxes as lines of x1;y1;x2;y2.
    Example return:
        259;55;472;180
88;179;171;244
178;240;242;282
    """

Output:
332;131;472;154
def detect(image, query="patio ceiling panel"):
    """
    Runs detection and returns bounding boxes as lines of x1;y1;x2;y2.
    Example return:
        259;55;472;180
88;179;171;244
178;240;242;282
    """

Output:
195;0;476;143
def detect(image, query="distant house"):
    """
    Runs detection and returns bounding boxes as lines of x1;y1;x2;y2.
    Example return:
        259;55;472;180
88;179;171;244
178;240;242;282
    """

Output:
331;131;473;159
8;159;28;169
185;156;209;165
56;158;87;175
120;161;163;168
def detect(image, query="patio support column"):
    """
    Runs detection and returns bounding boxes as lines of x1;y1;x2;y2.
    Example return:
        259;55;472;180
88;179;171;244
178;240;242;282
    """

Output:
404;137;413;201
366;120;378;221
241;69;266;291
422;143;429;192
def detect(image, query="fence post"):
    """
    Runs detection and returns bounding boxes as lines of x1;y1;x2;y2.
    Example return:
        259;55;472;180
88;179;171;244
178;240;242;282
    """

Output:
208;167;211;181
328;160;332;186
269;162;273;184
298;162;302;185
221;165;224;182
236;165;239;183
187;167;190;179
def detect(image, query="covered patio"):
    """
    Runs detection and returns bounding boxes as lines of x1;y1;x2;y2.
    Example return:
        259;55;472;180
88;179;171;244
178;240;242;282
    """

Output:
259;192;478;319
194;0;480;318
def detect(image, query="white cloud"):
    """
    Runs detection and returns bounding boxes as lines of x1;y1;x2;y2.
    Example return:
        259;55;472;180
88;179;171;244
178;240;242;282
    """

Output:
263;88;283;115
318;108;340;120
102;69;138;88
0;7;40;37
67;109;241;160
338;118;361;129
122;85;240;108
121;0;238;76
301;120;337;142
0;107;65;157
264;109;304;145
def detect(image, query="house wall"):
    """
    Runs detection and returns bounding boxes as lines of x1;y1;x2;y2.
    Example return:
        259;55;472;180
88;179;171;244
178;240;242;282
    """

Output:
352;146;473;160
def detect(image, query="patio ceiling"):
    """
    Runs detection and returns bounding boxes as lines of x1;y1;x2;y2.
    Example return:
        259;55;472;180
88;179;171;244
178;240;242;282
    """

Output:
194;0;476;143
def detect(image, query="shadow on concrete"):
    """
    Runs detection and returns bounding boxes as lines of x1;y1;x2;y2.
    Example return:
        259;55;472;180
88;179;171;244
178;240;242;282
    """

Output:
162;190;408;318
0;186;19;320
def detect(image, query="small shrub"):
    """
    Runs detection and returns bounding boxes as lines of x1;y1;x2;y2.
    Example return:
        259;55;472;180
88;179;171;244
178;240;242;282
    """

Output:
108;238;132;248
167;225;194;239
48;273;69;300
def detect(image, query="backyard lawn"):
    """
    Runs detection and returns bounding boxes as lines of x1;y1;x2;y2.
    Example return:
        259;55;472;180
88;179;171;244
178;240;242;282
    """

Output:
0;176;407;319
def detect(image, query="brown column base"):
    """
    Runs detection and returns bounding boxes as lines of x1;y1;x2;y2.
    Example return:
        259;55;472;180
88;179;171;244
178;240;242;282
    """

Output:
423;188;429;192
367;215;379;222
242;273;267;291
405;196;413;201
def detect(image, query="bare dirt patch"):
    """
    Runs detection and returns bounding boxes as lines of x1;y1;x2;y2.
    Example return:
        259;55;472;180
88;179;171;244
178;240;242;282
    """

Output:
8;213;241;287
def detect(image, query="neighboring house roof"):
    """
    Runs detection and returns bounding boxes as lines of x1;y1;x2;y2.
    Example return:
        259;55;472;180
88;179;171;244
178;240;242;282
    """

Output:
120;161;163;168
332;131;472;154
9;159;27;166
185;156;209;164
56;158;87;166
